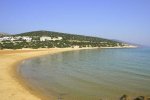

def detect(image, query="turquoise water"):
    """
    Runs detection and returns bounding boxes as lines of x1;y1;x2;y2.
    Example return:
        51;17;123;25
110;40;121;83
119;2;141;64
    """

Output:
19;48;150;100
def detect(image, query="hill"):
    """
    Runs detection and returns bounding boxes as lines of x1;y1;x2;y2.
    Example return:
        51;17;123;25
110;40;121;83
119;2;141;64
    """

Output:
0;30;127;49
15;30;120;43
0;32;10;37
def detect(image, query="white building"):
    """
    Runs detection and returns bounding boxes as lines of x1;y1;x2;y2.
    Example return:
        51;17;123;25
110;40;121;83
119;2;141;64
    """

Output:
0;37;11;41
0;38;3;41
0;36;32;42
40;37;52;41
21;36;32;42
40;36;62;41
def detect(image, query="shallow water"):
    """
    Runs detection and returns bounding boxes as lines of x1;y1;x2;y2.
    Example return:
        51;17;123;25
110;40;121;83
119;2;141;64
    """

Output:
19;48;150;100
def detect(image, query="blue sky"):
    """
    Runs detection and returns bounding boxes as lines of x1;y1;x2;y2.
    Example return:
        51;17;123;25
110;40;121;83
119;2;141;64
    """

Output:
0;0;150;46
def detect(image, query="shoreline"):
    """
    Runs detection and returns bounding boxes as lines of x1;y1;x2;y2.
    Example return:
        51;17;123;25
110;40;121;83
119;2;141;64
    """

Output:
0;48;98;100
100;45;138;48
0;46;137;100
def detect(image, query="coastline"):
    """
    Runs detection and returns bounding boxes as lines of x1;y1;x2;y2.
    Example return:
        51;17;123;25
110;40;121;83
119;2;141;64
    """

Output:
0;46;137;100
100;45;138;48
0;48;98;100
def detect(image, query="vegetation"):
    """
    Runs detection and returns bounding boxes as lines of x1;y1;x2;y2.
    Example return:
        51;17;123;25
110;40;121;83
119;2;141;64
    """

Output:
0;30;125;49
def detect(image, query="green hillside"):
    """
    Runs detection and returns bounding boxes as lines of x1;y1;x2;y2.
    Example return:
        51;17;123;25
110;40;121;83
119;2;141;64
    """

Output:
0;30;125;49
16;30;122;43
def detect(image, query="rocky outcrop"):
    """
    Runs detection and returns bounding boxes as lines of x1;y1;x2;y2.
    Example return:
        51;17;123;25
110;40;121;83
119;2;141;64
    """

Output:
120;95;150;100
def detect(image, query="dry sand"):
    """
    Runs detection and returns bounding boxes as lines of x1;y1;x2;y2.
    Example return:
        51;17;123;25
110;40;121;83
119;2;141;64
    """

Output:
0;48;91;100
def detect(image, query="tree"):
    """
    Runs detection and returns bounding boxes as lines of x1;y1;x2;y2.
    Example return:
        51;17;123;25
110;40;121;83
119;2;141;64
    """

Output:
0;43;3;50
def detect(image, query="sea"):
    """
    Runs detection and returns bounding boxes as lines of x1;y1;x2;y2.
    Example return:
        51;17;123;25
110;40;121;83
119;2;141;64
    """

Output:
19;47;150;100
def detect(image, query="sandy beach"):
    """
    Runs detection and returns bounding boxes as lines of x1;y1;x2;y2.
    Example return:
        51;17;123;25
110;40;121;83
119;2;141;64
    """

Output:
0;48;93;100
0;46;138;100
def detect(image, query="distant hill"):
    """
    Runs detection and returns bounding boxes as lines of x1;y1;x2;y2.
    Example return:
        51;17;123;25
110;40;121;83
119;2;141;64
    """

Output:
15;30;120;43
0;32;10;37
0;30;130;49
111;39;139;47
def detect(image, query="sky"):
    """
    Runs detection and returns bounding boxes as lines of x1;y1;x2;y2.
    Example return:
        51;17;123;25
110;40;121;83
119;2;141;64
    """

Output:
0;0;150;46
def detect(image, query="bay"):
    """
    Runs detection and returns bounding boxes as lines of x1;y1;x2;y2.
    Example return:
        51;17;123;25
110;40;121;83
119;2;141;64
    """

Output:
19;47;150;100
